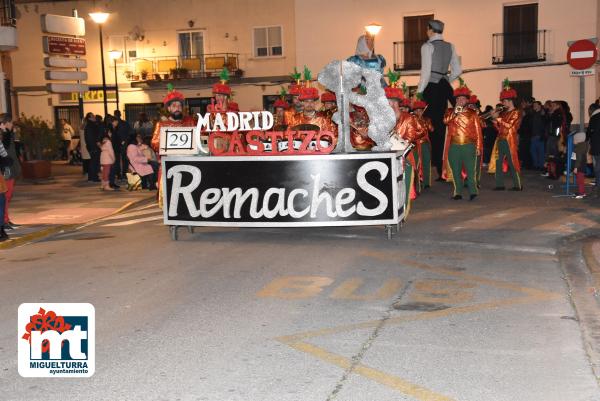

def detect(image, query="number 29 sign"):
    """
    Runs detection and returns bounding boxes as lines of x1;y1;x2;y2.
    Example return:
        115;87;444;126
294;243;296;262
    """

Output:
159;126;197;155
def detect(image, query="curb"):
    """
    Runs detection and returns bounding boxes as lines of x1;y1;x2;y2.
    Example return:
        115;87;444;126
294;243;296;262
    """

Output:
583;238;600;294
557;235;600;381
0;195;156;250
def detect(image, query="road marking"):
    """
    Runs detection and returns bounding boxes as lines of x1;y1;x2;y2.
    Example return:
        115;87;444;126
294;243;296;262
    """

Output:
101;208;161;221
257;276;334;299
408;208;463;222
275;257;562;399
398;238;556;255
330;278;403;300
101;215;163;227
365;253;560;298
289;341;456;401
411;279;476;304
451;207;538;230
39;214;83;220
533;213;597;234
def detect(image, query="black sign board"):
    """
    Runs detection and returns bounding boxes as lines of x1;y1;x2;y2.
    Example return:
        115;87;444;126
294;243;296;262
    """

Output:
162;153;404;227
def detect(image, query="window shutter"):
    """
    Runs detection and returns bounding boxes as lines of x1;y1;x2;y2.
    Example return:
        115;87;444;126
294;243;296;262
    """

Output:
254;28;268;57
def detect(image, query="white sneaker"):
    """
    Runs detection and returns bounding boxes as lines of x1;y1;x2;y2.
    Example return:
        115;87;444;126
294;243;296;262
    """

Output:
574;194;587;199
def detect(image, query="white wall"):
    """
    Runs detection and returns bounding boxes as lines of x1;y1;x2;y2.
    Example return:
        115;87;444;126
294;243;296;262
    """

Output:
13;0;296;120
295;0;598;123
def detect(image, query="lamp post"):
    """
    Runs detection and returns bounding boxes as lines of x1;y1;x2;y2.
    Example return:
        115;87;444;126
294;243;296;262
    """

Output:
109;50;122;112
89;12;110;117
365;22;382;36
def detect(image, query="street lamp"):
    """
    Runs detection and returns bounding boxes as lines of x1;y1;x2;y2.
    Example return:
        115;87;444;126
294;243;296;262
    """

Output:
89;11;110;117
109;50;122;112
365;23;382;36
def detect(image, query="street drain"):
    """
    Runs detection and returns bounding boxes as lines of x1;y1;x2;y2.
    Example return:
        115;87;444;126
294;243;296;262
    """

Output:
392;302;450;312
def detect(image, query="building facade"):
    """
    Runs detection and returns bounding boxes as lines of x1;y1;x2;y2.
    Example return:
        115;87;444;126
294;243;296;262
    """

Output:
6;0;600;130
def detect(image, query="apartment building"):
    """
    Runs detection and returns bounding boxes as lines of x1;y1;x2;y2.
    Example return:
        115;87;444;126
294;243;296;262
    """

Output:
6;0;600;130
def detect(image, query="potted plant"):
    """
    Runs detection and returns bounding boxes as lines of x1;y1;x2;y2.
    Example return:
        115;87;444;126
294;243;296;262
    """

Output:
16;114;61;179
179;67;189;79
140;69;148;80
153;73;162;81
124;70;133;80
234;68;244;78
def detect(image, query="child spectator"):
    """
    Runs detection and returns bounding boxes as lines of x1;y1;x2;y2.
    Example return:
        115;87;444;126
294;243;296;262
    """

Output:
100;132;116;191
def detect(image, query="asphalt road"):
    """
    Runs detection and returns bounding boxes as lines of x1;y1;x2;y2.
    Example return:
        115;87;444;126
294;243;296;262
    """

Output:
1;172;599;401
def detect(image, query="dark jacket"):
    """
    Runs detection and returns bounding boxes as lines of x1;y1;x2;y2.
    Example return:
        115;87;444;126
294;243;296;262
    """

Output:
84;119;101;153
549;110;564;137
1;129;20;179
114;119;132;147
530;111;546;138
587;109;600;156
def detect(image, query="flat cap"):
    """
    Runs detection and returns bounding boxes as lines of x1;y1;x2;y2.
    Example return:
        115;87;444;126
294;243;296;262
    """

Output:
428;19;444;33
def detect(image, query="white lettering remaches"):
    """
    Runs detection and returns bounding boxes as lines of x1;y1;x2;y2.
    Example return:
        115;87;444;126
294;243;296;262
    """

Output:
167;161;388;219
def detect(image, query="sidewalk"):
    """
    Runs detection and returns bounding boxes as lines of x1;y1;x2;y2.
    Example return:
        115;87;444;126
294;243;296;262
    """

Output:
584;238;600;295
1;161;156;249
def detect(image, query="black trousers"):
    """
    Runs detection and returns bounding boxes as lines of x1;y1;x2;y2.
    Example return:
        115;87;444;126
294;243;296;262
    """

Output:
423;80;455;177
113;150;122;179
88;150;100;181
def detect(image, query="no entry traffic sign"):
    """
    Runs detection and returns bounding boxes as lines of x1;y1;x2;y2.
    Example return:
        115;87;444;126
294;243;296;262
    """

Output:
567;39;598;70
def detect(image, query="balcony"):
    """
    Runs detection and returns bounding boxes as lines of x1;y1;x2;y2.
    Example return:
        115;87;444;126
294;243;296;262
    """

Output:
0;0;16;51
393;40;426;71
492;30;547;64
122;53;242;82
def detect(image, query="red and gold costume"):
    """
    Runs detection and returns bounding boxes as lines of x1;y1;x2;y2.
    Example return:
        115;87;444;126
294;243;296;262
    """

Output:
273;98;290;130
284;83;302;127
489;81;522;189
413;98;433;188
151;88;196;208
349;106;375;150
468;94;484;184
288;87;337;143
442;80;482;199
443;108;482;151
492;108;521;172
388;86;419;215
151;90;196;154
442;106;482;198
319;91;337;121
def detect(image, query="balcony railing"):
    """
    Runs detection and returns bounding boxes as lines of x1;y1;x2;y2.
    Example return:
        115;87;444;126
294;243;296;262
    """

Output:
0;0;15;27
393;40;427;71
123;53;241;81
492;30;547;64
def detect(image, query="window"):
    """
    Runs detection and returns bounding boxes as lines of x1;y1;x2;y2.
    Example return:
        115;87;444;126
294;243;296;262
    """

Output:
186;97;213;116
503;3;538;62
403;14;433;70
507;80;533;106
179;31;205;59
263;94;292;112
125;103;163;123
253;26;283;57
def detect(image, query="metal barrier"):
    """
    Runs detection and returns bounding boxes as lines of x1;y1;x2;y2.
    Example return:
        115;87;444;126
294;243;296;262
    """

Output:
555;131;577;197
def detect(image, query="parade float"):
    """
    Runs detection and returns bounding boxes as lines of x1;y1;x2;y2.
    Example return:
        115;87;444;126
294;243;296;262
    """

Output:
157;61;412;240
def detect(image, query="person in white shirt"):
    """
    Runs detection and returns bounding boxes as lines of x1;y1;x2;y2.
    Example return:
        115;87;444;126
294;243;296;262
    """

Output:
417;20;462;181
61;119;75;161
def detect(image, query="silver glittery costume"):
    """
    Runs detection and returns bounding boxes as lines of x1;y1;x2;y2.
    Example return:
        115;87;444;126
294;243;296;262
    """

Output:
318;60;396;152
